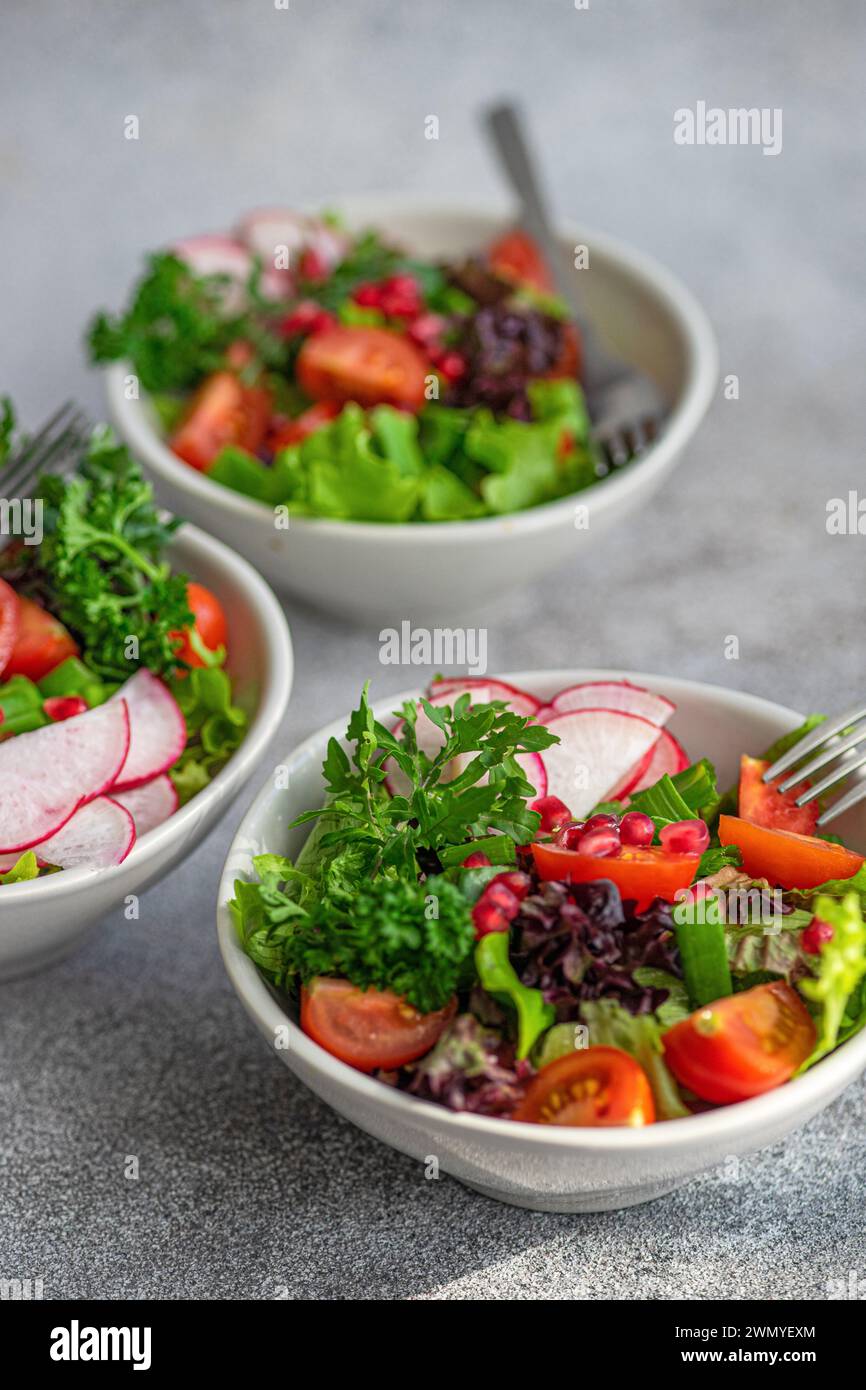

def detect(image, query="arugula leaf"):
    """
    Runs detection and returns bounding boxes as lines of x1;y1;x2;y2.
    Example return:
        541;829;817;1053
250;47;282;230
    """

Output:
475;930;554;1059
579;999;690;1120
168;665;248;805
799;892;866;1068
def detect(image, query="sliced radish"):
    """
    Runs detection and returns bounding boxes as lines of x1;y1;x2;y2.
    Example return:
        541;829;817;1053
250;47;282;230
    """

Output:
427;677;541;718
549;680;674;728
236;210;349;278
31;796;136;871
173;234;252;280
625;728;690;796
111;670;186;791
538;708;662;818
607;743;657;800
112;773;179;836
0;700;130;853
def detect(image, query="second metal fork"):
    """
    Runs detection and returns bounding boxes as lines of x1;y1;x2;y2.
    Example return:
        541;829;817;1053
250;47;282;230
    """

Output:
764;708;866;827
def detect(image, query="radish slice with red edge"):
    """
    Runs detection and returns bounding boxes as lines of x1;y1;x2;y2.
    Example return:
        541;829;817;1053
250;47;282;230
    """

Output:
549;680;674;728
29;796;136;871
110;670;186;791
112;774;179;836
427;677;541;718
538;708;662;818
624;728;690;798
0;699;130;853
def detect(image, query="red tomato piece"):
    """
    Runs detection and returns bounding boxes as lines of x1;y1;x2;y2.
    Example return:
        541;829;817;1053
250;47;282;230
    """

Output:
718;814;864;891
170;371;272;472
170;581;228;669
300;977;456;1073
0;577;21;678
663;981;816;1105
266;400;341;451
295;325;428;410
738;754;819;835
513;1046;655;1127
488;229;554;293
2;596;78;681
531;839;699;911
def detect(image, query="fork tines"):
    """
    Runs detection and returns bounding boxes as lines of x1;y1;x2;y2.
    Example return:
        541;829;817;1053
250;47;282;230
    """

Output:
594;415;661;474
763;705;866;826
2;401;90;500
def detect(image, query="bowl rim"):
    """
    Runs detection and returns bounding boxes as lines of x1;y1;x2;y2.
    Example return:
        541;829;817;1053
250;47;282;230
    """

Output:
103;195;719;543
216;666;866;1153
0;520;294;904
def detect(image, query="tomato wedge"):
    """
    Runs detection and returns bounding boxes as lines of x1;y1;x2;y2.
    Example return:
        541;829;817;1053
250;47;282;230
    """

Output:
531;840;699;911
663;981;816;1105
170;582;228;669
300;977;456;1073
0;578;21;678
718;814;864;890
266;400;341;452
170;371;272;472
2;596;78;681
488;229;554;294
295;325;428;410
739;754;818;835
513;1046;655;1127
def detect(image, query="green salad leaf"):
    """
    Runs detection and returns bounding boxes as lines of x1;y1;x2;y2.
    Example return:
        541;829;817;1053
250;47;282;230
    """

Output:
168;665;248;805
579;999;690;1120
798;892;866;1069
475;930;554;1059
0;852;40;886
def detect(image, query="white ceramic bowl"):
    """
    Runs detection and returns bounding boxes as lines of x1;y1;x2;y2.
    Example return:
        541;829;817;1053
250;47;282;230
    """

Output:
0;523;293;981
216;669;866;1213
104;197;718;624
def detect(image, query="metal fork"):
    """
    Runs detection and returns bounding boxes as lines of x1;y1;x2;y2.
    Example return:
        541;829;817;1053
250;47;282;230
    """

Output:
764;709;866;826
484;103;667;465
1;400;89;496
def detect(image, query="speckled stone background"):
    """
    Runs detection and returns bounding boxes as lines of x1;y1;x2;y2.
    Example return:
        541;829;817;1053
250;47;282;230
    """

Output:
1;0;865;1300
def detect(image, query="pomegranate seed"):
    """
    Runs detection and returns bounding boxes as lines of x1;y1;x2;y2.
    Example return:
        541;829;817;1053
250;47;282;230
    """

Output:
584;813;619;832
619;811;655;847
488;870;533;902
408;313;445;346
802;916;834;954
383;273;419;297
43;695;88;722
578;827;621;858
556;822;586;850
659;819;710;855
437;352;467;382
472;900;510;937
482;882;521;920
462;851;491;868
279;300;326;336
299;247;328;282
531;795;572;834
353;282;382;308
380;291;420;318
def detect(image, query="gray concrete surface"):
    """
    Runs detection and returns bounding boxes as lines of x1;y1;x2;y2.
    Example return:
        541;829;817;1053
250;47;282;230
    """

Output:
1;0;865;1300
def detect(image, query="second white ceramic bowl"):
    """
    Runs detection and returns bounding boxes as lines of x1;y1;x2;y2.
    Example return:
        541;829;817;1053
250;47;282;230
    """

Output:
0;523;293;981
216;670;866;1213
104;197;718;624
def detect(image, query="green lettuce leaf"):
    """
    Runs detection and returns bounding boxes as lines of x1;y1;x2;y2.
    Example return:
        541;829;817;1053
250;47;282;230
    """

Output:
579;998;690;1120
0;851;40;886
798;892;866;1069
168;664;248;805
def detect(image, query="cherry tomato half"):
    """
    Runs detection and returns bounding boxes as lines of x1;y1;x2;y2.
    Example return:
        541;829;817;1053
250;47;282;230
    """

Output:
2;596;78;682
170;582;228;669
531;840;700;912
0;577;21;678
488;229;554;294
170;371;272;472
718;814;864;891
663;981;816;1105
738;754;819;836
296;325;428;410
513;1046;655;1127
300;977;456;1073
266;400;341;452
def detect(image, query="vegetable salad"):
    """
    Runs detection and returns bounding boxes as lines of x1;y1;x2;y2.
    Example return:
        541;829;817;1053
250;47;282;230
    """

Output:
0;401;247;884
230;677;866;1127
88;211;605;524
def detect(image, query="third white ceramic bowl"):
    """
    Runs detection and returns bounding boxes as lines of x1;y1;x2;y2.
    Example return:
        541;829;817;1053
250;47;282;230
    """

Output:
0;523;293;981
216;669;866;1213
104;197;718;624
